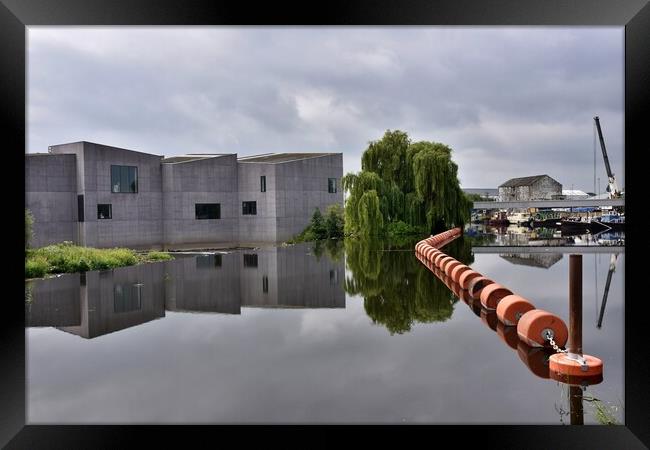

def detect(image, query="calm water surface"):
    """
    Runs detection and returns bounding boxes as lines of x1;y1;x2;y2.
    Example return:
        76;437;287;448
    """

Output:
26;234;624;424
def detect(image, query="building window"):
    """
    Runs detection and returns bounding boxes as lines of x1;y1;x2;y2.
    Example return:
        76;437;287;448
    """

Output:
77;194;84;222
262;275;269;294
328;178;337;193
114;283;142;313
111;165;138;193
195;203;221;220
242;201;257;215
97;204;112;219
243;253;258;268
330;269;338;285
260;176;266;192
196;254;222;268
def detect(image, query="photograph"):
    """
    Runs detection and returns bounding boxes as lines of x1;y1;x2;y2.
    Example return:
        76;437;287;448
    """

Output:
23;25;624;425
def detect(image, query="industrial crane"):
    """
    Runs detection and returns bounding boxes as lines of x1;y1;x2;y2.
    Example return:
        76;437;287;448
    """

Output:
593;116;621;199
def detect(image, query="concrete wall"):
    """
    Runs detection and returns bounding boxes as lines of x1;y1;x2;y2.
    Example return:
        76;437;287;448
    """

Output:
163;155;239;249
241;245;345;308
163;254;241;314
50;142;164;249
237;162;278;243
25;153;78;247
30;143;343;248
25;274;81;327
59;263;166;339
274;154;344;243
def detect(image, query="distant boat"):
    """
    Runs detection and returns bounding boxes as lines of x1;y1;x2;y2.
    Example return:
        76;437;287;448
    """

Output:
488;211;509;226
594;213;625;231
506;211;532;225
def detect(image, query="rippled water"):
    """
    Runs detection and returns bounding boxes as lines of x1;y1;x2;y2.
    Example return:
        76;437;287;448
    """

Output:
26;236;624;424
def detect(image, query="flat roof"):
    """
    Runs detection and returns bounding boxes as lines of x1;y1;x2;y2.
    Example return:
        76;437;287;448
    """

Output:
237;153;339;164
162;154;232;164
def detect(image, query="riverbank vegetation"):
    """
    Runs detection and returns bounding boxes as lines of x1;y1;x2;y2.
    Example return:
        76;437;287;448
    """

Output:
342;130;472;238
287;204;345;243
25;242;173;279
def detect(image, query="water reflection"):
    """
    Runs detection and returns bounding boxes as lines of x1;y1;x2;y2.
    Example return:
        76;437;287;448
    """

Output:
500;253;563;269
343;237;474;335
467;224;625;247
26;244;344;339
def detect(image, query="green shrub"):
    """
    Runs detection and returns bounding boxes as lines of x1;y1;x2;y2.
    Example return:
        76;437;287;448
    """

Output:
25;255;49;278
145;251;174;261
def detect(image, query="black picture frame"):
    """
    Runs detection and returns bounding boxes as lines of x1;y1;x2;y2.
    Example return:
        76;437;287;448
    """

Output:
4;0;648;447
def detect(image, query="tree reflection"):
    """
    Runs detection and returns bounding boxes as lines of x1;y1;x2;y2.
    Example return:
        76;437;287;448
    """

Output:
344;236;475;335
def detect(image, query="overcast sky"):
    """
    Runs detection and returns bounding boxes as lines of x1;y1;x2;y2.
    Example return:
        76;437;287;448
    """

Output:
27;27;624;192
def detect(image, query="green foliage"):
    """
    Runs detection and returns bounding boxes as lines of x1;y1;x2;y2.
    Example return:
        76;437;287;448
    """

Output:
25;243;174;278
25;255;49;278
343;130;471;236
288;204;345;243
344;236;475;335
358;190;383;237
25;209;34;249
324;204;345;239
145;251;174;261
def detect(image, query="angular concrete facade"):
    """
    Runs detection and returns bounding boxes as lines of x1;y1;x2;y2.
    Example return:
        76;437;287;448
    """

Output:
25;141;343;249
25;244;345;339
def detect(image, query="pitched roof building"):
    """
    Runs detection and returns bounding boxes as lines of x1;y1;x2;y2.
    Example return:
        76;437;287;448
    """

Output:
498;174;562;202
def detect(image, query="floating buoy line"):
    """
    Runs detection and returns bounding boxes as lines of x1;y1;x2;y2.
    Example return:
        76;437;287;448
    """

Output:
415;228;603;386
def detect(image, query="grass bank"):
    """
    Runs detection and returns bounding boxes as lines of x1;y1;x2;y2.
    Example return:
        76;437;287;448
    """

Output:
25;242;173;279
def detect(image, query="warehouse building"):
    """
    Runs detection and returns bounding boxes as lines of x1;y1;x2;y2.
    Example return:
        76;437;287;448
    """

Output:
497;174;562;202
25;141;343;249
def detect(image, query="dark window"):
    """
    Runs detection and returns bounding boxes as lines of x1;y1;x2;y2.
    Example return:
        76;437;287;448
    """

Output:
242;201;257;215
330;269;338;285
328;178;337;193
196;254;222;268
97;204;112;219
262;275;269;293
243;254;258;267
195;203;221;219
77;194;84;222
114;283;142;313
111;165;138;193
260;176;266;192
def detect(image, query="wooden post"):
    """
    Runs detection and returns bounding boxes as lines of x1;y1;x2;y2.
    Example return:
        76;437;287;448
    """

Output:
569;254;582;356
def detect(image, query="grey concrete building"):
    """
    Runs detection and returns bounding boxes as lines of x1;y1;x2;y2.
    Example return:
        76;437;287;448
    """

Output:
25;142;343;249
26;244;345;339
498;175;562;202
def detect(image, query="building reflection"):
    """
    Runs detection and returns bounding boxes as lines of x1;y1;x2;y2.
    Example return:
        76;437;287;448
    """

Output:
25;244;344;339
499;253;563;269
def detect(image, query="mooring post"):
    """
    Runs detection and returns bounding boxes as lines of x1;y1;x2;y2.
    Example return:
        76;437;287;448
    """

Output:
569;254;583;356
568;254;584;425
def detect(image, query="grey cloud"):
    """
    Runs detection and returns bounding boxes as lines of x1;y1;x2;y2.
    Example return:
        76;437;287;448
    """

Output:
27;27;623;191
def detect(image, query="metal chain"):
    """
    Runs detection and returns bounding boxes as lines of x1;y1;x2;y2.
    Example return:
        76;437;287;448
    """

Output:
547;335;567;354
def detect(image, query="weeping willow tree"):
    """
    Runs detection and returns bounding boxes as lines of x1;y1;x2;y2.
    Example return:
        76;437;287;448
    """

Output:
343;130;471;235
344;236;475;335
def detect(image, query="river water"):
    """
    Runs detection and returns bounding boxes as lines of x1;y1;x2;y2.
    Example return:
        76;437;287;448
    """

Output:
26;230;624;424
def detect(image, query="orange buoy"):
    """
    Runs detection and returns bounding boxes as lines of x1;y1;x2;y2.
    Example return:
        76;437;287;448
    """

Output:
517;309;568;348
458;288;472;305
450;264;470;284
468;297;482;317
549;353;603;384
440;257;457;272
425;248;437;260
496;295;535;326
451;281;462;299
479;283;513;310
496;322;519;350
480;308;498;331
437;256;454;269
458;269;481;290
434;253;447;266
468;276;494;299
444;260;462;277
517;341;553;379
